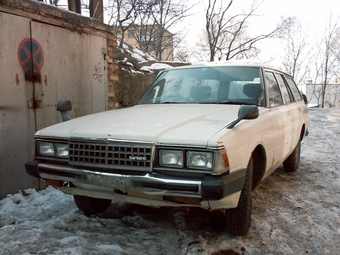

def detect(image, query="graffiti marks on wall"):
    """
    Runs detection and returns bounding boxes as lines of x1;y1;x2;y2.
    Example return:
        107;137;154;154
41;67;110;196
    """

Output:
93;62;103;83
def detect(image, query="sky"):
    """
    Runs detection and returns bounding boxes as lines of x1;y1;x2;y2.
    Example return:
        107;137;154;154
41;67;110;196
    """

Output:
1;108;340;254
179;0;340;64
57;0;340;64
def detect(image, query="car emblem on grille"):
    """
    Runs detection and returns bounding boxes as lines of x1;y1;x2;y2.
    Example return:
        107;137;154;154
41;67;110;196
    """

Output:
129;156;147;161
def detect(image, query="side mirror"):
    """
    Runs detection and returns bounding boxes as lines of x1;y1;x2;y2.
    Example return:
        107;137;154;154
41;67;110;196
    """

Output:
299;90;308;105
57;100;72;122
302;94;308;105
227;105;259;129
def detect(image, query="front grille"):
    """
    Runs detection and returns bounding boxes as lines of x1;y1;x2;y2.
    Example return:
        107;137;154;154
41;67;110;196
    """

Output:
69;140;153;171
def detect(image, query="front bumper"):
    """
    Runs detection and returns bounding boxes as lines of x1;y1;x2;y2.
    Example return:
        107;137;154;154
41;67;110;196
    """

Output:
26;160;246;209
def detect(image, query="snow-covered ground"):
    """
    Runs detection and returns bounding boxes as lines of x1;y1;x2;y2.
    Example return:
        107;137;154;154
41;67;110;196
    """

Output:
1;108;339;255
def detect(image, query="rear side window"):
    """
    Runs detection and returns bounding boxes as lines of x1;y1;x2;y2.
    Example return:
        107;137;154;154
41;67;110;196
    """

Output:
285;75;302;101
275;73;292;104
265;71;283;108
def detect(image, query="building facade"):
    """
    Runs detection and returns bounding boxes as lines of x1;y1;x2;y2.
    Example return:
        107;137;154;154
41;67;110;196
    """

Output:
117;25;174;61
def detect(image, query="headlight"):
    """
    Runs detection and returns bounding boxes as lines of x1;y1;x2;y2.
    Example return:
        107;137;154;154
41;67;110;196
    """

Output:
38;142;54;156
55;143;69;158
159;150;183;167
187;151;212;169
37;141;69;158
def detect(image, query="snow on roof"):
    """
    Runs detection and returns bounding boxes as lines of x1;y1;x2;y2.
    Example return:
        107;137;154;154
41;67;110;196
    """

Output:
140;62;173;72
119;41;155;63
118;41;179;73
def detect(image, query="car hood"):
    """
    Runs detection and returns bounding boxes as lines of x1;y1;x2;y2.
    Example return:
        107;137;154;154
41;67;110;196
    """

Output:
36;104;241;146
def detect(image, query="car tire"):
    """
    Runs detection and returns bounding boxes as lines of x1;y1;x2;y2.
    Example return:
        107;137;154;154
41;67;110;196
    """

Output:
283;141;301;172
225;156;253;236
73;195;111;215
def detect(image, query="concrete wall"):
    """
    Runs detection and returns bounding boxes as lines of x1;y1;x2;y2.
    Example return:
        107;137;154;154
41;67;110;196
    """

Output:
111;66;156;108
306;84;340;108
0;0;117;198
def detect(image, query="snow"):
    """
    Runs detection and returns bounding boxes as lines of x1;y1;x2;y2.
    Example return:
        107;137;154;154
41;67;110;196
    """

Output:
140;63;173;72
1;108;340;255
119;40;155;64
118;41;174;73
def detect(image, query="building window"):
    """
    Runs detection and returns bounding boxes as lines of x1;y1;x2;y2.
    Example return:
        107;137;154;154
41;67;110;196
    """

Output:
128;30;135;38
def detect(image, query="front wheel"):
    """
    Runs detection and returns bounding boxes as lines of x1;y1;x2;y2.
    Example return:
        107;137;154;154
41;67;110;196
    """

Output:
225;157;253;236
283;141;301;172
73;195;111;215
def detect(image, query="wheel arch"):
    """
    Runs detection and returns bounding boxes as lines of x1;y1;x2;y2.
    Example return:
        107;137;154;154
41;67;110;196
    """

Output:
300;124;306;142
251;144;266;190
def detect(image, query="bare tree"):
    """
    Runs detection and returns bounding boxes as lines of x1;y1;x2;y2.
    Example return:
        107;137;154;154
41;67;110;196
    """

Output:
173;35;192;62
106;0;194;61
313;85;323;106
203;0;293;61
331;85;340;107
319;17;340;108
305;15;340;108
305;57;324;105
136;0;195;61
174;47;190;62
106;0;144;48
281;19;313;85
304;16;340;108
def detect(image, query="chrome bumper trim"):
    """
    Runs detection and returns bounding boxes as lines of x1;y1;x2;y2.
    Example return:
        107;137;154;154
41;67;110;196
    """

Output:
38;163;202;198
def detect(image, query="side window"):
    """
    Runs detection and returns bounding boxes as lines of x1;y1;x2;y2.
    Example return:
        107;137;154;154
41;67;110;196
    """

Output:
265;71;283;108
275;73;292;104
285;75;303;101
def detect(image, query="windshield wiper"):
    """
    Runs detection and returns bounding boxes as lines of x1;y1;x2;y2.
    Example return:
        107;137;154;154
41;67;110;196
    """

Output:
217;100;256;105
161;101;183;104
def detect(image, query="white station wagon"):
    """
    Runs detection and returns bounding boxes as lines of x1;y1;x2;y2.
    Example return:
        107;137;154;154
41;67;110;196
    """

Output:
26;62;309;235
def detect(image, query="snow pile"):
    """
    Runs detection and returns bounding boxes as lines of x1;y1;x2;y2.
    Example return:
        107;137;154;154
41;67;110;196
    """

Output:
1;108;340;255
118;42;173;74
121;42;156;63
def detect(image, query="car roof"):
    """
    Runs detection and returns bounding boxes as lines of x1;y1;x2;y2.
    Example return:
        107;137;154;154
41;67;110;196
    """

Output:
166;61;292;77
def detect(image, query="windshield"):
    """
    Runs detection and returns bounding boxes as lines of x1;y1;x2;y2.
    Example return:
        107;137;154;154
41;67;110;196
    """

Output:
137;66;265;106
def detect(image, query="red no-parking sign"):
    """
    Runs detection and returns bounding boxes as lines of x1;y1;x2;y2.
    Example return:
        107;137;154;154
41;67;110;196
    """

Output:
17;38;44;72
